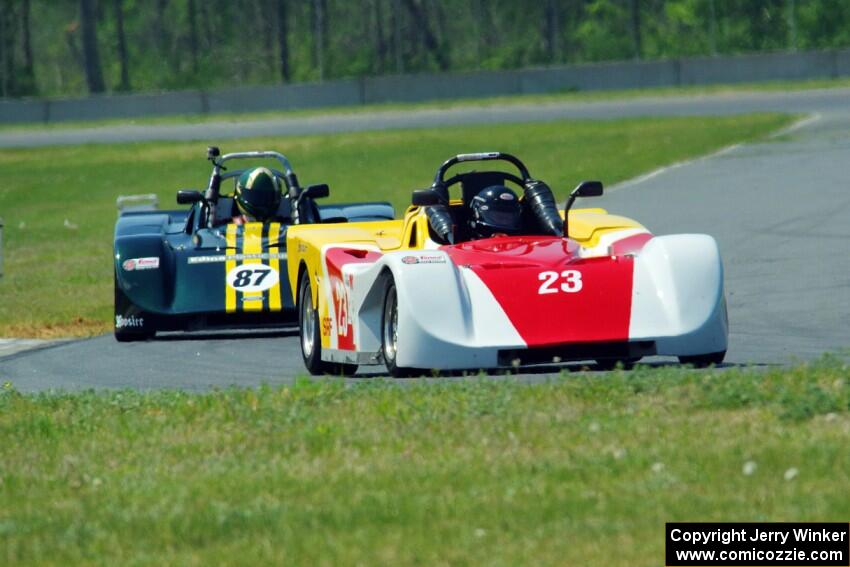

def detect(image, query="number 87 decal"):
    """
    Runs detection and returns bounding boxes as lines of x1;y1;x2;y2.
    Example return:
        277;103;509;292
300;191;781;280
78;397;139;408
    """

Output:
538;270;583;294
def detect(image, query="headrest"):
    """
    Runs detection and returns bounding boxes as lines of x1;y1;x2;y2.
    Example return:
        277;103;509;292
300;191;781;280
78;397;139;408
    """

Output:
214;197;237;225
460;172;508;207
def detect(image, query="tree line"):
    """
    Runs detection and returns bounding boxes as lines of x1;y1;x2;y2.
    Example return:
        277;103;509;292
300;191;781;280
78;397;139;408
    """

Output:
2;0;850;98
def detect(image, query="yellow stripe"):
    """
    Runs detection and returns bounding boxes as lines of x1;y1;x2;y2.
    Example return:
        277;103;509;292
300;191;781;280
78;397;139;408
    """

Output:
268;222;282;311
242;222;264;312
225;224;237;313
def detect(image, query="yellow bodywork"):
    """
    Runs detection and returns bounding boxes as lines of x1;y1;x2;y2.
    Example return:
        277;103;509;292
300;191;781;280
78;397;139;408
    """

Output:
286;203;645;350
224;221;285;314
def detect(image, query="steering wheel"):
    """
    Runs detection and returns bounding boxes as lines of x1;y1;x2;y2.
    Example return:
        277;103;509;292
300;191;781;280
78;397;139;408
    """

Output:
433;152;533;195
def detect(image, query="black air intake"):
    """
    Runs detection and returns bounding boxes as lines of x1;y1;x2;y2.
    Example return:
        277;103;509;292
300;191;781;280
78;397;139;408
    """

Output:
425;204;455;245
523;180;563;237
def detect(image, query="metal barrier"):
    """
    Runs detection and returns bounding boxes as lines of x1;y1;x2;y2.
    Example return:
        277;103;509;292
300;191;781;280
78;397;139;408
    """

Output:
1;48;850;125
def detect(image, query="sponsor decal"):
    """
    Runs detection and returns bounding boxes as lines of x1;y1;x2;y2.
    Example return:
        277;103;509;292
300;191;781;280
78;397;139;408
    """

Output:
402;254;446;265
419;254;447;264
226;265;280;292
321;316;332;336
116;314;144;328
122;257;159;271
188;252;287;264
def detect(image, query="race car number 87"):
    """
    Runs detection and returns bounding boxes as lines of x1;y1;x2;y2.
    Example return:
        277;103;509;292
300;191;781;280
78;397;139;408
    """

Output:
233;268;270;288
226;265;280;292
538;270;583;294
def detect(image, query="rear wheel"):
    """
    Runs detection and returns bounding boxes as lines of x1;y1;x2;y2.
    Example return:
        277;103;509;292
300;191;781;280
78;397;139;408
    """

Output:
679;351;726;367
114;270;154;342
298;270;357;376
381;281;419;377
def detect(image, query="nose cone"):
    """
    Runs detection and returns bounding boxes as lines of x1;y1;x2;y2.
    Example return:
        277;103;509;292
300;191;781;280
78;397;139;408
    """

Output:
443;235;636;347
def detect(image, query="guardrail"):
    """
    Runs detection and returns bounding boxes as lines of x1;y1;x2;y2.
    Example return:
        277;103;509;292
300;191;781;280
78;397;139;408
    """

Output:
1;48;849;125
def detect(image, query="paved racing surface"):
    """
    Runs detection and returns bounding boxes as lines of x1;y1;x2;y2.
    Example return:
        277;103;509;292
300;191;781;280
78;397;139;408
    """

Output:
2;88;850;148
2;93;849;391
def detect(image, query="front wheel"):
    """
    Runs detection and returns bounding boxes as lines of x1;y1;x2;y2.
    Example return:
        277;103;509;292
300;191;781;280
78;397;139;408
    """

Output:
678;351;726;368
114;270;154;342
381;281;419;377
298;270;357;376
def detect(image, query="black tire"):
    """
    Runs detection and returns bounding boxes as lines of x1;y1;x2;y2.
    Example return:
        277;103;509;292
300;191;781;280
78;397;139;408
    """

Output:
297;270;358;376
595;357;641;371
678;351;726;368
114;330;153;343
381;280;420;377
114;271;154;342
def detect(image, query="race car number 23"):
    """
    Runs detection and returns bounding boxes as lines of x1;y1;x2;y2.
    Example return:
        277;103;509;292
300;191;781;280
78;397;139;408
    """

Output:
538;270;583;294
226;265;280;292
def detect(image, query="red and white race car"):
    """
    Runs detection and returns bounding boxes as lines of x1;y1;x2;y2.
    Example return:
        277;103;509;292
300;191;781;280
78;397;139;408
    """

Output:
286;152;728;376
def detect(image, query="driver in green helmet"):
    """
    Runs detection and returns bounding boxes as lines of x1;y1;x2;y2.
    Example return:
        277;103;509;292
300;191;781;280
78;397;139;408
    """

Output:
232;167;282;225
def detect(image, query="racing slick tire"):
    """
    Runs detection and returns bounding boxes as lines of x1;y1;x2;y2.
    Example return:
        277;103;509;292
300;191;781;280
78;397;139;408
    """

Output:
297;270;358;376
678;351;726;367
381;280;420;378
114;271;154;342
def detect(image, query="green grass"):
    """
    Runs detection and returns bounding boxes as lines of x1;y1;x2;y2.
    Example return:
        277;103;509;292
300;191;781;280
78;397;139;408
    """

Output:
1;355;848;566
1;76;846;133
0;113;793;337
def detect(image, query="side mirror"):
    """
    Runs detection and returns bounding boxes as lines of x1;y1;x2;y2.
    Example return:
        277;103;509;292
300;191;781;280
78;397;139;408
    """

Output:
563;180;603;238
572;180;603;198
412;189;441;207
301;183;330;200
177;190;204;205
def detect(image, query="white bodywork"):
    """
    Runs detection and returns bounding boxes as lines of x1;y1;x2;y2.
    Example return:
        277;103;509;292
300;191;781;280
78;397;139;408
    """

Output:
319;233;728;369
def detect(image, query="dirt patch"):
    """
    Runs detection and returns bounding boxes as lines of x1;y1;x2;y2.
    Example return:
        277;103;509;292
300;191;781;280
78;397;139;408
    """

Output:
0;317;109;339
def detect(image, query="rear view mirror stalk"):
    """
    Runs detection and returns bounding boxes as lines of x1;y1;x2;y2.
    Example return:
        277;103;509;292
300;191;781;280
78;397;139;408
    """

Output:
564;181;603;238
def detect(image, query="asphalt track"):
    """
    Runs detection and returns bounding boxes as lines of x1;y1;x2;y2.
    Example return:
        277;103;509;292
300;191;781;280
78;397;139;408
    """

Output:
2;87;850;148
1;91;848;391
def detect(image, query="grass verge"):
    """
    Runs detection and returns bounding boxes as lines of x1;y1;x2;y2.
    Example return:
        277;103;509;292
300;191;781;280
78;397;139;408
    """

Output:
1;355;848;566
0;113;793;337
0;76;845;133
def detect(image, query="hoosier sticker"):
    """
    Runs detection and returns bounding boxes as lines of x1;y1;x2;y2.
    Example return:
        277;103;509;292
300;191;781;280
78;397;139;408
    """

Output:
116;315;144;328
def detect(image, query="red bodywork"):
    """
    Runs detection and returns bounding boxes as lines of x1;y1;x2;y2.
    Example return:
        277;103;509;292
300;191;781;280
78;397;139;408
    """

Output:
324;233;653;350
324;247;383;350
443;235;648;347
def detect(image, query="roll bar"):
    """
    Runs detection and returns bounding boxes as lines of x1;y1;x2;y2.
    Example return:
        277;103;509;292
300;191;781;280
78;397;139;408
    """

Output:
203;146;303;226
433;152;532;186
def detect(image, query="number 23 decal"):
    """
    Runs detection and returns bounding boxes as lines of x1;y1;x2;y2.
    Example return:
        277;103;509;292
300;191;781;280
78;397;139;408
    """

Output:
538;270;583;294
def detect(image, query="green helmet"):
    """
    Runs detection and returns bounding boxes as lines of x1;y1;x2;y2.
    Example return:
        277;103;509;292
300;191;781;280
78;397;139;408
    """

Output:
235;167;281;221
